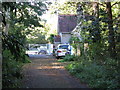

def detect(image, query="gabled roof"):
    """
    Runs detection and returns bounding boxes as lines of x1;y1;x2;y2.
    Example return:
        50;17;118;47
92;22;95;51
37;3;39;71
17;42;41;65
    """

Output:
58;14;77;33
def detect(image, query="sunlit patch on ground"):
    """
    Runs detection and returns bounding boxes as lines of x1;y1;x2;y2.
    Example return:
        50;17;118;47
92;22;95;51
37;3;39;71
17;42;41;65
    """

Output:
22;55;88;88
52;62;62;65
37;66;64;70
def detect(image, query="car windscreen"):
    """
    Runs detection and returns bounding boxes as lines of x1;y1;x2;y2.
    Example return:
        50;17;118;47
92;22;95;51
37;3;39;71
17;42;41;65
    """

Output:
59;45;69;49
29;48;38;51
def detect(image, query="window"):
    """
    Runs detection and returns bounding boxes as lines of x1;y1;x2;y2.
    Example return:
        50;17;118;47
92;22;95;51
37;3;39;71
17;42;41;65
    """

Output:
59;45;69;49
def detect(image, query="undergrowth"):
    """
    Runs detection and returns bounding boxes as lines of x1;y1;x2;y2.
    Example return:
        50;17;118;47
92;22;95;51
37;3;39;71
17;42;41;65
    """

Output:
2;50;31;88
62;55;79;61
65;56;120;89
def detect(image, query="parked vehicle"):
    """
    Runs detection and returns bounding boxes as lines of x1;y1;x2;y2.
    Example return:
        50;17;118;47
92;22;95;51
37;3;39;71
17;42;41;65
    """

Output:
26;48;39;55
54;44;72;59
38;50;47;54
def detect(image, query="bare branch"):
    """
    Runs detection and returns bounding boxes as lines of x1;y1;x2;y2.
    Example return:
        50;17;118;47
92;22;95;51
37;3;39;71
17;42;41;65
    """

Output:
113;16;120;21
111;2;120;7
99;3;105;7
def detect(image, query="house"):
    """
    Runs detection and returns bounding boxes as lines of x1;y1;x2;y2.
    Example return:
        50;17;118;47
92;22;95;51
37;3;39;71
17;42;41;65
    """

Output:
54;14;77;44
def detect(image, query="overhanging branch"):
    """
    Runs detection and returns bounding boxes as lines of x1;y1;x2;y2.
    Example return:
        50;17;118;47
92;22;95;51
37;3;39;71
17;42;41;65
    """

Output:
111;2;120;7
99;3;105;7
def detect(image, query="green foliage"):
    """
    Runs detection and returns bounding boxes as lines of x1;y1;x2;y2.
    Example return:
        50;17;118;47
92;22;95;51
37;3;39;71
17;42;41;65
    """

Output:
25;24;49;44
26;33;48;44
73;2;120;59
47;34;54;44
2;32;31;88
69;36;80;44
2;50;23;88
60;2;120;89
2;32;26;62
57;59;65;62
63;55;78;61
66;57;120;88
57;2;77;14
49;1;77;14
69;36;80;54
2;1;47;88
2;2;48;44
2;2;46;27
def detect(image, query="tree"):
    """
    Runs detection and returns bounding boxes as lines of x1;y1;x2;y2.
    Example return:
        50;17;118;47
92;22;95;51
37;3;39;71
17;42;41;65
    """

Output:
66;2;120;88
106;2;116;58
48;1;77;14
2;2;47;34
2;2;47;88
47;34;54;44
75;2;120;59
92;2;101;42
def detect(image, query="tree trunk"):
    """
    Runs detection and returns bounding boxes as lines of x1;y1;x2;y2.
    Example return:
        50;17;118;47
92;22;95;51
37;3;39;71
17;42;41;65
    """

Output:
2;7;9;35
106;2;116;58
92;2;101;42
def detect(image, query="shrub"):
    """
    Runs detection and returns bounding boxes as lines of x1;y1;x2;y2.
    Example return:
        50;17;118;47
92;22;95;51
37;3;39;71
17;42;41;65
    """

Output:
2;32;31;88
66;57;120;89
63;55;77;61
2;50;23;88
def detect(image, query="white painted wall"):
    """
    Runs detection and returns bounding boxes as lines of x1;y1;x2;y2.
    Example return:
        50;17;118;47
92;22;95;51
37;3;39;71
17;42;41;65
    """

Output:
47;44;53;55
60;33;71;44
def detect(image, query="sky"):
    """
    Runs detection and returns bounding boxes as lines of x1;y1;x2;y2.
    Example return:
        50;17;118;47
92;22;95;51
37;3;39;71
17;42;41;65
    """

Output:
41;1;60;34
41;12;58;35
42;11;58;27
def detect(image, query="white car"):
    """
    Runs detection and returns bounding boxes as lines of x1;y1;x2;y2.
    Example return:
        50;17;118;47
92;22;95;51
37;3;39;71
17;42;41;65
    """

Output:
26;48;39;55
55;44;72;59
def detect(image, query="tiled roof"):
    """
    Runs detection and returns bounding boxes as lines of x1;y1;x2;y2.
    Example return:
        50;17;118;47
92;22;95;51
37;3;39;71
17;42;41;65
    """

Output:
58;14;77;33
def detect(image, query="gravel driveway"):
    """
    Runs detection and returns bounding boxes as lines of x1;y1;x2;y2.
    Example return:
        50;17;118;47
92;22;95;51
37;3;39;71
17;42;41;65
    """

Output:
21;54;88;88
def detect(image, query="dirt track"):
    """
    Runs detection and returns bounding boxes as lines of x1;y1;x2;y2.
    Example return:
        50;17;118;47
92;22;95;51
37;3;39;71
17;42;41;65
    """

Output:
21;54;88;88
